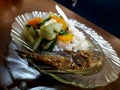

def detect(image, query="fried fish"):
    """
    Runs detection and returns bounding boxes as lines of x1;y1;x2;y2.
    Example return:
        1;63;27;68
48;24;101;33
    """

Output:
16;50;104;75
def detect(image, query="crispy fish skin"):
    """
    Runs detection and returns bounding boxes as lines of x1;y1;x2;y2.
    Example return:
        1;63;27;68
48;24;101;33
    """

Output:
16;50;104;71
17;50;80;69
32;52;79;69
71;50;104;70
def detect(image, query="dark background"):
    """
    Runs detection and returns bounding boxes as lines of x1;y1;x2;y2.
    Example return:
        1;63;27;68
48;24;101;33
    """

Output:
55;0;120;38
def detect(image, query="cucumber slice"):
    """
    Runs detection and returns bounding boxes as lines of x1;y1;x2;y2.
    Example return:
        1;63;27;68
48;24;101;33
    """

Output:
47;38;57;51
42;33;56;41
23;29;34;45
32;36;42;50
28;26;36;38
52;23;62;33
40;25;56;40
44;19;56;26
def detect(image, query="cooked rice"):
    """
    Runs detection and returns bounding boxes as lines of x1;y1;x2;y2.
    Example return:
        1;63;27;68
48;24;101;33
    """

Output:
53;20;90;52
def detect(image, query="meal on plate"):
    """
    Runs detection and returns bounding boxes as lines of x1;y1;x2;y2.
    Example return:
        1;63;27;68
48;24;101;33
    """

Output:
17;12;104;74
23;12;90;52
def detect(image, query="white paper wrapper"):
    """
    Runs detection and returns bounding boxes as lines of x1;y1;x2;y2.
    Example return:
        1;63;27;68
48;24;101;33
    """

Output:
6;42;40;80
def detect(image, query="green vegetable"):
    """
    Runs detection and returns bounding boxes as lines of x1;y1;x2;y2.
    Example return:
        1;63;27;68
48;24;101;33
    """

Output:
59;30;68;35
37;39;49;51
32;36;42;50
23;29;34;45
39;17;51;26
60;15;63;19
47;37;57;51
40;25;56;40
23;12;67;51
51;23;62;33
43;40;54;50
25;24;31;29
28;26;36;38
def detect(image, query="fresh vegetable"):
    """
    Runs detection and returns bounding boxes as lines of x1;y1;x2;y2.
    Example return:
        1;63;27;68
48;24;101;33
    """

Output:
27;26;36;38
57;33;74;42
32;36;42;50
59;30;68;35
40;25;56;40
28;17;42;26
23;29;34;45
22;12;74;51
47;37;57;51
51;15;67;30
51;23;62;33
39;17;51;26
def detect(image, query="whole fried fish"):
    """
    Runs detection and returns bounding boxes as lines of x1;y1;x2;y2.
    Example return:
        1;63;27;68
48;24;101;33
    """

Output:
16;50;104;74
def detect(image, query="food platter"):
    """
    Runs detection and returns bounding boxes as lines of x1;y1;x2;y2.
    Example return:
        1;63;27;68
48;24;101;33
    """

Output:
9;11;120;88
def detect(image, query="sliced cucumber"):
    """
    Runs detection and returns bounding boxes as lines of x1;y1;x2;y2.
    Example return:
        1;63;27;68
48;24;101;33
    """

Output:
32;36;42;50
28;26;36;38
47;38;57;51
40;25;56;40
44;19;56;26
42;33;56;41
51;23;62;33
23;29;34;45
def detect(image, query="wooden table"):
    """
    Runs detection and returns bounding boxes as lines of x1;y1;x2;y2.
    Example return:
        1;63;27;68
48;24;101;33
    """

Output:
0;0;120;90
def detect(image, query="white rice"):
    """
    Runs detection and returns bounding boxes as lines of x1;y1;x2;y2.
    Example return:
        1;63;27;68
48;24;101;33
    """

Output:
53;20;90;52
